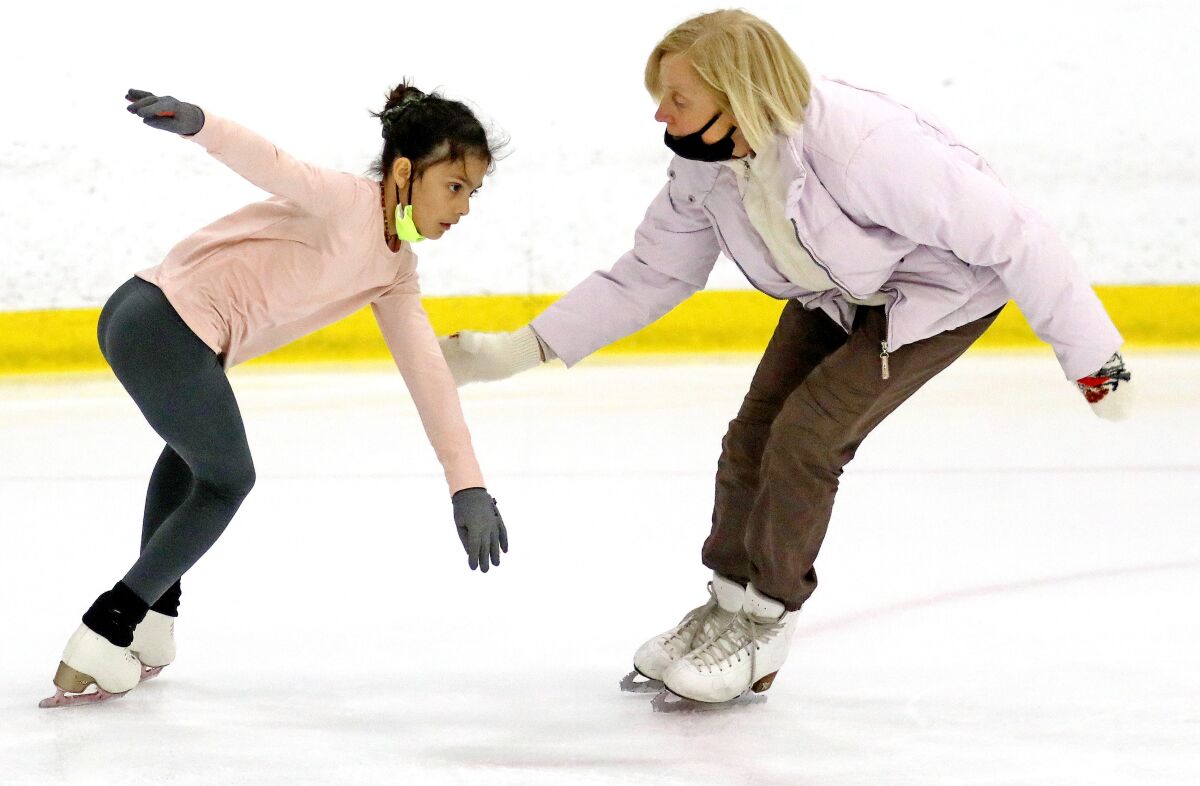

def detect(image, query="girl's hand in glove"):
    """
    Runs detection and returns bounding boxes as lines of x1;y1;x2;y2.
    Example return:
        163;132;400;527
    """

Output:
451;488;509;573
125;89;205;136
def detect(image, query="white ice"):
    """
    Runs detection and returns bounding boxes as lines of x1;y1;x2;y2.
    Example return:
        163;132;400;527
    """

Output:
1;352;1198;785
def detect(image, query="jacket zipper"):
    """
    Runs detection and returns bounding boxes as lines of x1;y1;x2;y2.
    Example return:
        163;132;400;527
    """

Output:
879;287;897;381
788;217;868;301
787;213;899;380
704;169;895;377
704;207;774;298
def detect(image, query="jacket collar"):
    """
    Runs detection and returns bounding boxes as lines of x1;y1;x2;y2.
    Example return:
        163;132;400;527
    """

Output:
718;127;806;178
779;124;808;182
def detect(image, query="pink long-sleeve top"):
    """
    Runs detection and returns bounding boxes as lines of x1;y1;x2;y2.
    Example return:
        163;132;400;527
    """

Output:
136;113;484;494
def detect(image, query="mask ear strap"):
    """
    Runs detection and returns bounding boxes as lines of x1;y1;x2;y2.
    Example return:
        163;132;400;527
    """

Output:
697;112;722;134
395;168;416;208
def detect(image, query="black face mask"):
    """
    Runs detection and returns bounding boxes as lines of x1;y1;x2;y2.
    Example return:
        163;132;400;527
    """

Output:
664;112;737;162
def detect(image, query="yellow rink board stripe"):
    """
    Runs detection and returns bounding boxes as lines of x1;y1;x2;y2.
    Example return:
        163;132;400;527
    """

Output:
0;285;1195;375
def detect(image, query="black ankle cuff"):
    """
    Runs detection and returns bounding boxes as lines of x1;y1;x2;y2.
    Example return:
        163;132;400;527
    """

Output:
151;581;182;617
82;581;151;647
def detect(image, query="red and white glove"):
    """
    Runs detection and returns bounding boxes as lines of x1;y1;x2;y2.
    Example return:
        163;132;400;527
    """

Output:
1075;352;1132;420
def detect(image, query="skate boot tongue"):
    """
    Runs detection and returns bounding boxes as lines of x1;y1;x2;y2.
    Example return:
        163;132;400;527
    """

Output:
711;573;745;614
743;584;786;623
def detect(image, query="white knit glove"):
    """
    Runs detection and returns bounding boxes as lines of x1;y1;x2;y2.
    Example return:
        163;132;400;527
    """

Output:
438;325;545;386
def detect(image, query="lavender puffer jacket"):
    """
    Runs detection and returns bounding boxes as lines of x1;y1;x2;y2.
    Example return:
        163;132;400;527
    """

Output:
531;78;1121;380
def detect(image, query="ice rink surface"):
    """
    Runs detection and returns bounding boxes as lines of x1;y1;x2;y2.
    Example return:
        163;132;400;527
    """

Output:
1;352;1197;785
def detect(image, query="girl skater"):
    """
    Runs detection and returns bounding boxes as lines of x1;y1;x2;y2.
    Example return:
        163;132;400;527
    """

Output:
41;83;510;708
438;10;1132;705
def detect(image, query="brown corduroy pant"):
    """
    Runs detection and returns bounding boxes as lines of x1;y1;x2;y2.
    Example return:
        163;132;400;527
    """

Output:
702;301;1002;610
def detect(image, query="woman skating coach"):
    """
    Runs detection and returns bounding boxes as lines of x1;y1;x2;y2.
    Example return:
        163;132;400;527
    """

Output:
439;9;1132;705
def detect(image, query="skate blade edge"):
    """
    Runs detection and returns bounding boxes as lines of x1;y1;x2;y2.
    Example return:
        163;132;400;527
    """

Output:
620;670;664;694
139;664;166;682
38;688;128;709
650;686;768;713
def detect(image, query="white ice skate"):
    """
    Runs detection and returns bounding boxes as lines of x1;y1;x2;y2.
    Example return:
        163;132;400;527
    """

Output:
130;610;176;681
621;573;744;693
39;624;143;709
657;583;797;709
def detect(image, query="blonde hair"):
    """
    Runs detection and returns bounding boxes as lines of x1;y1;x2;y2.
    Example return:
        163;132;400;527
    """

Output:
645;9;811;151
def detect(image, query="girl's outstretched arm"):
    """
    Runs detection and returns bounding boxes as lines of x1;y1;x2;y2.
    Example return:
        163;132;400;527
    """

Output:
124;88;362;218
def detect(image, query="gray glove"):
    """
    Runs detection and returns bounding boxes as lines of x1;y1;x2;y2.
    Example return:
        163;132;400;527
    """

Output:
452;488;509;572
125;89;205;136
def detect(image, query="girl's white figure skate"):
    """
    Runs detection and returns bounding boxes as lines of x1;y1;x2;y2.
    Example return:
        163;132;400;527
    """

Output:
655;583;797;711
621;573;744;693
130;610;176;681
38;624;143;709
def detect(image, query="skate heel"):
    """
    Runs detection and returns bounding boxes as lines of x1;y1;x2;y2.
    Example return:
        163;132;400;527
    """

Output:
53;661;96;694
39;661;130;709
751;670;778;693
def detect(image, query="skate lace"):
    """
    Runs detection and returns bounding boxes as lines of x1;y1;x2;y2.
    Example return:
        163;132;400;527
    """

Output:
665;583;729;649
689;611;784;674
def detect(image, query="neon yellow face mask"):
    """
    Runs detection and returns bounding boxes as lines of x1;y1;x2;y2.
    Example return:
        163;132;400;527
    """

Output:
393;174;425;243
394;203;424;243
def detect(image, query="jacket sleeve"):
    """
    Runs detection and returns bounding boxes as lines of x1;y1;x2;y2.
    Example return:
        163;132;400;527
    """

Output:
529;171;721;367
844;120;1122;380
372;274;486;495
185;113;363;219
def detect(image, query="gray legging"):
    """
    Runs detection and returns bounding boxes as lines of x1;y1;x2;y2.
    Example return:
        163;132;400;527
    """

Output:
97;277;256;606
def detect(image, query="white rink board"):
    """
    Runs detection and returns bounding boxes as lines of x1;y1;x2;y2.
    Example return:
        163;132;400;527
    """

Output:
2;0;1199;311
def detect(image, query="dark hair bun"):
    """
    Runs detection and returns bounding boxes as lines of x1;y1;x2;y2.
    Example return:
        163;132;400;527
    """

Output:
369;79;507;181
378;83;427;137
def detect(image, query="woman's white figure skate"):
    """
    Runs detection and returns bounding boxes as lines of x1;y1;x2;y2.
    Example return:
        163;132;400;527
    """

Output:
621;573;744;693
130;610;176;681
653;583;797;712
38;624;143;708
